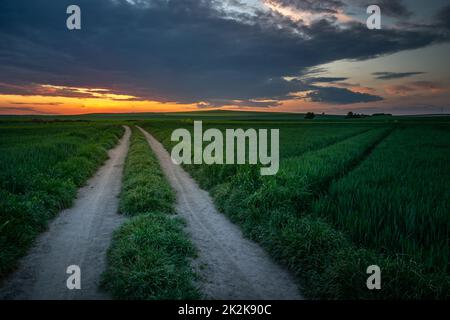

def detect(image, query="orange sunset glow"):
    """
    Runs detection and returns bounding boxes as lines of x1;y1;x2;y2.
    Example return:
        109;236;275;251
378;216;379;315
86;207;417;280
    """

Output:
0;84;202;115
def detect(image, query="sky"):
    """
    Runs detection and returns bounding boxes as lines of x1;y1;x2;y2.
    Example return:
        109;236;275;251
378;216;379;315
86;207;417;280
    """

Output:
0;0;449;115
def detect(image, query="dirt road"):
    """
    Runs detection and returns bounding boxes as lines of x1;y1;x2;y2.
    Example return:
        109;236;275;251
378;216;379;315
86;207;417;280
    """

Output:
138;126;302;300
0;126;131;300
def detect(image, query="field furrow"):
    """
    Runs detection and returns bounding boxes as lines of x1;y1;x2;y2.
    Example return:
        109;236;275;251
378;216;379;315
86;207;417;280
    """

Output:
312;126;450;274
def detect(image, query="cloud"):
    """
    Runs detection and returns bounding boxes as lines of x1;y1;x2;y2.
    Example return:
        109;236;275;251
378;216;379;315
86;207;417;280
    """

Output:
0;106;55;114
373;71;425;80
0;82;103;98
197;99;282;108
305;86;383;104
0;0;447;108
11;102;63;106
385;81;446;95
363;0;411;18
435;4;450;30
306;77;349;83
267;0;412;18
410;81;445;90
0;82;138;100
265;0;344;14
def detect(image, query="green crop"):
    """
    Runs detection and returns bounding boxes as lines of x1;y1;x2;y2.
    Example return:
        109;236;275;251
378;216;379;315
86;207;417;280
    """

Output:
0;123;124;278
141;119;449;299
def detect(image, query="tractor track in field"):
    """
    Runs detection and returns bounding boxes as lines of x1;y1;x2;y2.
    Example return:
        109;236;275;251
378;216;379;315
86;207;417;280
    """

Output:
0;126;131;300
312;126;396;200
137;126;302;300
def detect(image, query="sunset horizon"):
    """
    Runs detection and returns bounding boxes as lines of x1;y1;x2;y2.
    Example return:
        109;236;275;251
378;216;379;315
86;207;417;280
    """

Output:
1;0;449;116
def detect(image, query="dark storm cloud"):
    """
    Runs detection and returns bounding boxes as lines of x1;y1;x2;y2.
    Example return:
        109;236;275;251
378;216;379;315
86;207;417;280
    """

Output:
0;0;447;107
362;0;412;18
373;71;425;80
306;86;383;104
435;4;450;30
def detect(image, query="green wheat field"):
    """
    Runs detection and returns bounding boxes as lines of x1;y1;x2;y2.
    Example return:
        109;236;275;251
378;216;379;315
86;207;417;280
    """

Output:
1;111;449;299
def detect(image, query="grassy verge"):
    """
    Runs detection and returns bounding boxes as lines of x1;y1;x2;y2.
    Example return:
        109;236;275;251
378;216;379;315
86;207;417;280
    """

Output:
0;123;123;279
101;127;200;300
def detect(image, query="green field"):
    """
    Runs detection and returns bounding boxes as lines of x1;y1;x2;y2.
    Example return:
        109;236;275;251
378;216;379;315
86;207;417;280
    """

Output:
0;111;449;299
0;122;124;278
140;114;450;299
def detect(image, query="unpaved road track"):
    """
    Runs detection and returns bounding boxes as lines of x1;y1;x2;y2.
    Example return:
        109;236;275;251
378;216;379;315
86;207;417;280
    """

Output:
0;126;131;300
138;126;302;300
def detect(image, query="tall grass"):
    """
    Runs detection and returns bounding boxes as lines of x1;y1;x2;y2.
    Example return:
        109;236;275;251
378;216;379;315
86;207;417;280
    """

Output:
101;127;199;300
0;123;124;279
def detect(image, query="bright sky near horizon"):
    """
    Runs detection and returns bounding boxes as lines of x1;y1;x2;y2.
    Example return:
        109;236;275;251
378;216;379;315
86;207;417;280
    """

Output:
0;0;449;115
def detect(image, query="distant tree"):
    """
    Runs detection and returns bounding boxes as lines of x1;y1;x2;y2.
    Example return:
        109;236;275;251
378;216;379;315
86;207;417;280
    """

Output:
305;112;315;119
346;111;369;119
372;113;392;117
